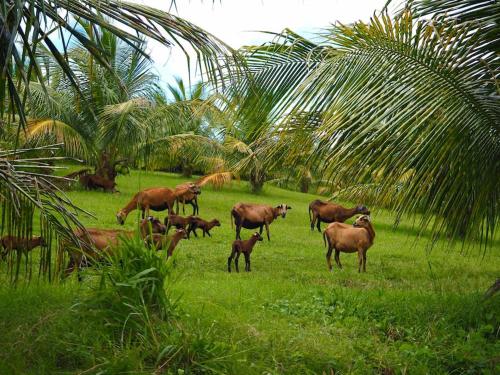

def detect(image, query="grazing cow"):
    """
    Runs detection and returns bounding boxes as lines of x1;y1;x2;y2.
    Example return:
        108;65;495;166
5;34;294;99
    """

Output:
187;217;221;238
62;217;166;279
227;232;263;272
116;183;200;224
309;200;370;232
175;182;201;215
0;236;45;260
231;203;291;241
145;229;188;258
323;215;375;272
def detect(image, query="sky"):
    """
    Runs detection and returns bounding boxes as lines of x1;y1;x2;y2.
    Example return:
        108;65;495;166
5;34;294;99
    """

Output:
132;0;391;87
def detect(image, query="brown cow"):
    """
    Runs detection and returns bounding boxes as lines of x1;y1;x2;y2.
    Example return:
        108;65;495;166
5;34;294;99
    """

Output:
145;229;188;258
175;182;201;215
323;215;375;272
231;203;291;241
309;199;370;232
0;236;45;260
116;183;200;225
80;174;117;193
63;217;166;278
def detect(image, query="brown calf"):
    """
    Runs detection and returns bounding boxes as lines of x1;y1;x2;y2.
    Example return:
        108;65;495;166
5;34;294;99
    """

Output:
145;229;188;258
227;232;263;272
0;236;45;259
164;214;196;234
188;217;221;238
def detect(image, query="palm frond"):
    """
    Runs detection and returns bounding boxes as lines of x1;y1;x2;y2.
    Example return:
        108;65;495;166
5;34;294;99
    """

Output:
231;11;499;244
27;119;89;159
196;171;234;189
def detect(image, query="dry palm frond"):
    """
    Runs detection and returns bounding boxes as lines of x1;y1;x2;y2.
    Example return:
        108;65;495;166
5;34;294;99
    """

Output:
196;172;234;189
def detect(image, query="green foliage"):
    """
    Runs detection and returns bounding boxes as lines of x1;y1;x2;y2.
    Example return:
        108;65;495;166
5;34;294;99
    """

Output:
228;7;499;243
77;235;176;345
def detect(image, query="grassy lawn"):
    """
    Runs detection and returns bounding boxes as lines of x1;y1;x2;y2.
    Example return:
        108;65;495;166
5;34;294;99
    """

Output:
0;169;498;374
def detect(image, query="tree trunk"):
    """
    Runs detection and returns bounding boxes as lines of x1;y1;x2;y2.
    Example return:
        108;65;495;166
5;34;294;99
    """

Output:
182;163;193;178
250;170;265;193
94;152;117;185
300;178;310;193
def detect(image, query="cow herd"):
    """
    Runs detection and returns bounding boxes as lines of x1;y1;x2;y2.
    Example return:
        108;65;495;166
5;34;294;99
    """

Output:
0;182;375;279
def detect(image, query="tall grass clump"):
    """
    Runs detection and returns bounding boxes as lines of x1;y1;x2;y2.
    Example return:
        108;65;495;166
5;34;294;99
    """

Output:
76;236;176;349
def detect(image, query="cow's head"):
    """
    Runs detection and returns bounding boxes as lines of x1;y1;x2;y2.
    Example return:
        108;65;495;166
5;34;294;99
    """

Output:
275;203;292;218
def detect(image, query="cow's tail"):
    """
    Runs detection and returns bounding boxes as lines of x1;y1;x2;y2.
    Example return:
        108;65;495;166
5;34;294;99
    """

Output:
323;230;328;248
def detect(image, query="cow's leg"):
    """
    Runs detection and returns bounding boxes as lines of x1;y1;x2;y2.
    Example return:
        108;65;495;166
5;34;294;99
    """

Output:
265;222;270;241
235;252;240;273
227;247;236;272
244;253;251;272
326;246;333;271
206;229;211;237
167;244;175;258
259;225;263;235
311;213;317;231
316;218;321;233
363;251;367;272
191;227;198;238
335;250;342;269
236;224;241;240
357;251;363;273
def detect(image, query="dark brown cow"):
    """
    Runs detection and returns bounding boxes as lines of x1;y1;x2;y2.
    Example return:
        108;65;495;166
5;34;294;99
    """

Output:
175;182;201;215
309;200;370;232
80;174;117;193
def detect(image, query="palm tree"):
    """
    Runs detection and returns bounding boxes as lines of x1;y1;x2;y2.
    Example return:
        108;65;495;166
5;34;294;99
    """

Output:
0;0;238;280
163;77;217;177
26;24;161;183
227;4;499;243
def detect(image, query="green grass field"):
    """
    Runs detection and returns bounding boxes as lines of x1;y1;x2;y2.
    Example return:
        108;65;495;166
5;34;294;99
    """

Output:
1;170;499;374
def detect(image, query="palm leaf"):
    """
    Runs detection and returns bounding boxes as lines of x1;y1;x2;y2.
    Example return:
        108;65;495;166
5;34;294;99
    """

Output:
27;119;89;159
230;11;499;244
